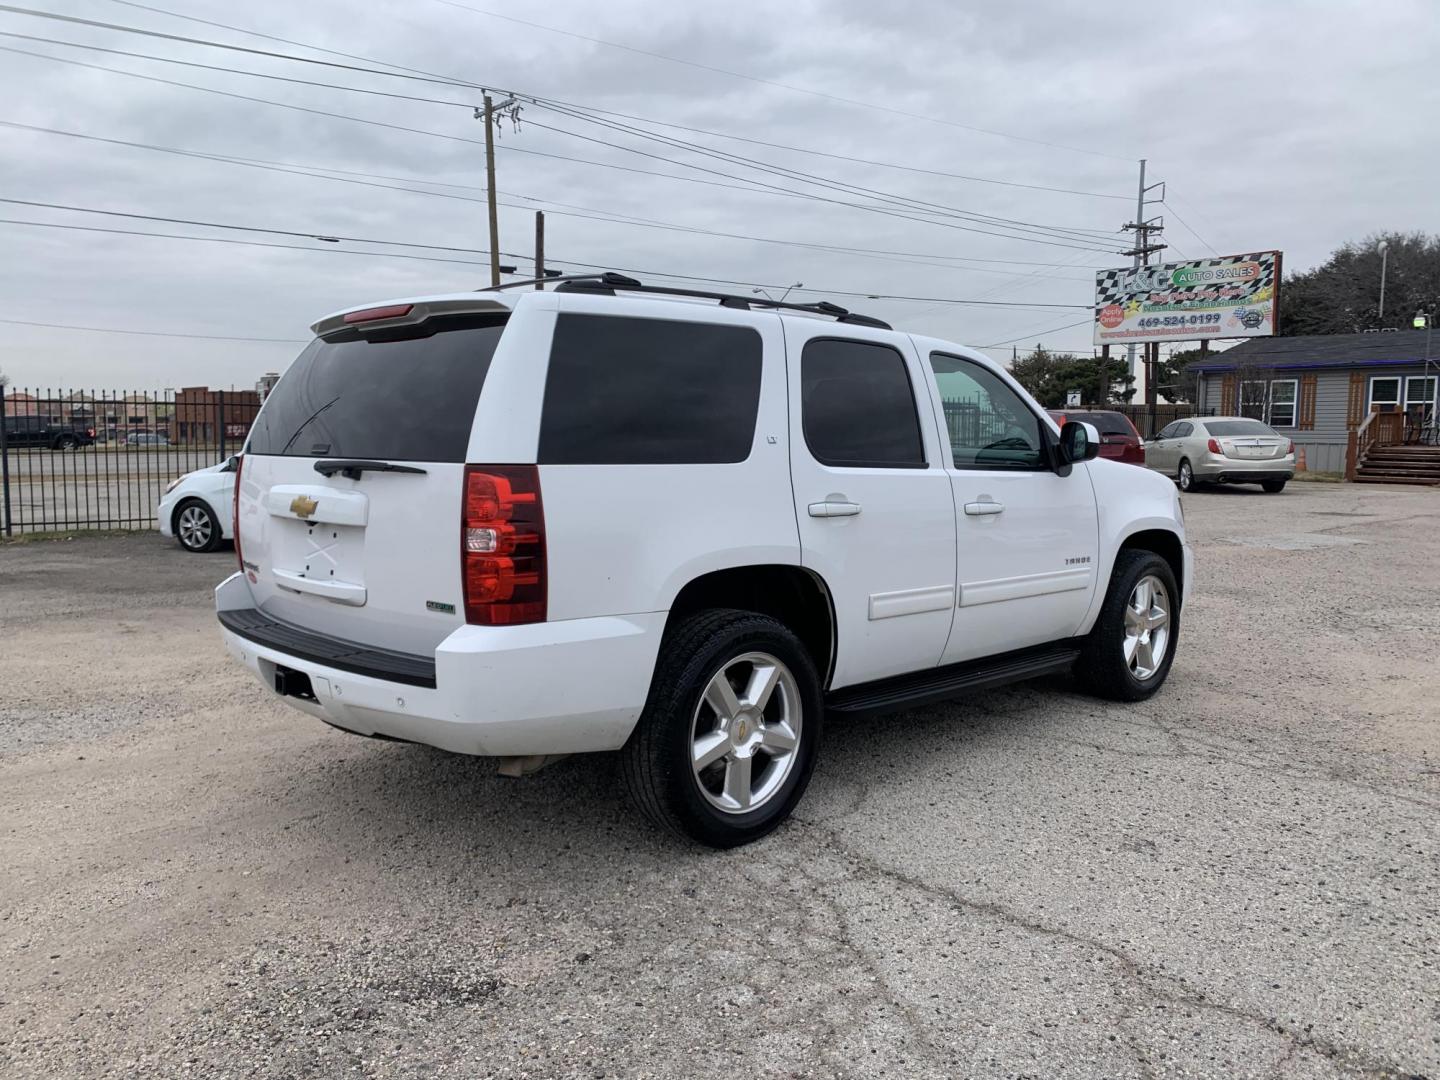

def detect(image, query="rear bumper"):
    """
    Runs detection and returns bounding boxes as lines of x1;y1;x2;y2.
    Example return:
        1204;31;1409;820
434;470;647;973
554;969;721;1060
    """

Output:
1193;454;1295;483
215;573;663;756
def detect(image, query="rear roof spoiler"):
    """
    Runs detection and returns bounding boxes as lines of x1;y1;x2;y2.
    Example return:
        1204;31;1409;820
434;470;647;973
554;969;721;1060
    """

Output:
311;297;511;339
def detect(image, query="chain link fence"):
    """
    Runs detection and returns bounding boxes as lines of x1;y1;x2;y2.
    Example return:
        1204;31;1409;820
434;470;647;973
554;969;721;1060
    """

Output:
0;385;260;536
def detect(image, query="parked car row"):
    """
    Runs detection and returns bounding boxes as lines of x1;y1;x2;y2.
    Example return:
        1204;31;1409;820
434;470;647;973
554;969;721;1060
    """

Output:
1;416;174;448
1044;409;1296;493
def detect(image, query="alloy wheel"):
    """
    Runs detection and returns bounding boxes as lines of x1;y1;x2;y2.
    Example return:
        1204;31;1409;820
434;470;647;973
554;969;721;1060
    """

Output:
690;651;802;814
177;505;213;550
1123;575;1171;680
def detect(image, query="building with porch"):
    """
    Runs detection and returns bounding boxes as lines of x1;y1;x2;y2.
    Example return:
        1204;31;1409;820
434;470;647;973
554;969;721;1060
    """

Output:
1190;329;1439;482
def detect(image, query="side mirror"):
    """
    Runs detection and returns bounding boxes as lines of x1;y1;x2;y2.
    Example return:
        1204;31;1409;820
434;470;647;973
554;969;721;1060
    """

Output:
1060;421;1100;464
221;455;240;473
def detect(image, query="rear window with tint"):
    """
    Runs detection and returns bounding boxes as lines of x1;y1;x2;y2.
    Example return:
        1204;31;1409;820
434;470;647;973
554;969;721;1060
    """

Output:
804;339;925;468
247;315;506;461
538;313;762;464
1065;411;1136;437
1205;419;1276;437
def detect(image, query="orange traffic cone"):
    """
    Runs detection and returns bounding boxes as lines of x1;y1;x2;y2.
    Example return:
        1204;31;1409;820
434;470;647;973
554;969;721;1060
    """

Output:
1295;446;1307;472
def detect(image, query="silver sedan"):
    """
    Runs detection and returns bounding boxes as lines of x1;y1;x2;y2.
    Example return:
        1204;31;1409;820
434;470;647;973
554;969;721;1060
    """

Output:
1146;416;1296;493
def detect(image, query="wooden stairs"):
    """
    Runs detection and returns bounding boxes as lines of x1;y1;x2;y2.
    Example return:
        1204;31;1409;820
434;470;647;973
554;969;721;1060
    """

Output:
1354;444;1440;485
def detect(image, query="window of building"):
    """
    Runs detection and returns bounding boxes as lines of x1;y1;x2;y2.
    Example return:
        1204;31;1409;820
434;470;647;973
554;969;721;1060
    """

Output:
801;339;925;468
1368;377;1401;412
1268;379;1297;428
539;314;762;465
1239;380;1268;421
929;353;1044;470
1404;376;1437;414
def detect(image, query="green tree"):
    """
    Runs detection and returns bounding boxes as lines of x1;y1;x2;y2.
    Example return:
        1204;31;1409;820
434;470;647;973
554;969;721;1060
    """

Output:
1155;348;1202;403
1281;232;1440;335
1010;346;1135;408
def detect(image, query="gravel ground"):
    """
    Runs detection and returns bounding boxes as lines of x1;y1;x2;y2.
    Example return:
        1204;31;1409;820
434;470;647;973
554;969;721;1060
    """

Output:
1;482;1437;1079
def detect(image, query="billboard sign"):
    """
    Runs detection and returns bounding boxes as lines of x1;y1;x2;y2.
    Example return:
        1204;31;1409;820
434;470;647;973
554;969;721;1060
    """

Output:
1094;251;1280;345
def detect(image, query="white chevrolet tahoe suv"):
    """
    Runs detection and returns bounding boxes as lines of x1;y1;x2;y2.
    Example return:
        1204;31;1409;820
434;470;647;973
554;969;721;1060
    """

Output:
217;273;1192;848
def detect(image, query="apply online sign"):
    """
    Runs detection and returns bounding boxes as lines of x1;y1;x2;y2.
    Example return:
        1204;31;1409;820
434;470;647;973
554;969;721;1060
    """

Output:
1093;251;1281;345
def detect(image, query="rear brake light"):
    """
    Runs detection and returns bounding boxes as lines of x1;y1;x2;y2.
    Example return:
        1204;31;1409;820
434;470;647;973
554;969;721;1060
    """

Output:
343;303;414;324
1207;438;1222;454
462;466;546;625
233;454;245;572
1287;440;1295;454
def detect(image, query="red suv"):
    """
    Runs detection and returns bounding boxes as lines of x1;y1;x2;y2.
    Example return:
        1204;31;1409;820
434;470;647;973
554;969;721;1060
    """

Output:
1048;410;1145;466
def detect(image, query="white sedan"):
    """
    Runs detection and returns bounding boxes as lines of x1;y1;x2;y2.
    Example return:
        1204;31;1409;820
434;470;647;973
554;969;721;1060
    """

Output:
157;457;238;553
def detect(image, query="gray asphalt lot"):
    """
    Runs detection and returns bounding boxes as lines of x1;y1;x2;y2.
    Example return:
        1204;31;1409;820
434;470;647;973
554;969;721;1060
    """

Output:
1;481;1437;1079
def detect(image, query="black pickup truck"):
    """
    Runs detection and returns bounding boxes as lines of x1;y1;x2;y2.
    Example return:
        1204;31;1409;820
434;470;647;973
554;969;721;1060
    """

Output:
1;415;97;449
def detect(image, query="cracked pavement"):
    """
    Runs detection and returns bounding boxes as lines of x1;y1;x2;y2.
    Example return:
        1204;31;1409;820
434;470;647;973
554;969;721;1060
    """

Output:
2;481;1437;1078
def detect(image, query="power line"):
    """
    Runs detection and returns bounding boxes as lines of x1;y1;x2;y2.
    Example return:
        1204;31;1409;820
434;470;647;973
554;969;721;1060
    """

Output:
0;201;1091;308
11;2;1128;164
0;120;1096;279
524;100;1122;242
424;0;1132;161
523;103;1130;201
979;318;1093;349
0;29;482;110
1160;199;1221;258
0;26;1123;250
0;6;1126;229
0;44;1120;254
0;316;305;342
98;0;1130;200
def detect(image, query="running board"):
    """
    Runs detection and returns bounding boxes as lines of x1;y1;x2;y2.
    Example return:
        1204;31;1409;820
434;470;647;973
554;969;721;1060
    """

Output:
825;641;1082;717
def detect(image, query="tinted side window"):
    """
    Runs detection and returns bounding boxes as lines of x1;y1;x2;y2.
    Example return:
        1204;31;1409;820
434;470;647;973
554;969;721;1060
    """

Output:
1157;422;1178;439
1175;422;1193;437
929;353;1044;470
801;339;925;468
539;314;762;465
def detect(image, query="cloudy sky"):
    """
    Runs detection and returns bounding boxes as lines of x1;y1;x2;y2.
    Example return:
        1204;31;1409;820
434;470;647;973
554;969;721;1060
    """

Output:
1;0;1436;390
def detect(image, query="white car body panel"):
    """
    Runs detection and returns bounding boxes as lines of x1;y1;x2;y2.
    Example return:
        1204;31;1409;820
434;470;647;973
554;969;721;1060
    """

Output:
157;461;235;540
782;316;957;688
538;293;800;623
221;287;1190;758
908;336;1102;664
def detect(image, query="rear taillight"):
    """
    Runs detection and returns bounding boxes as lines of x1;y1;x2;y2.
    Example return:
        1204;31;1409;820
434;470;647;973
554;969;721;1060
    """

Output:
1287;440;1295;454
462;465;546;626
233;454;244;572
1207;438;1222;454
1123;442;1145;465
86;427;95;438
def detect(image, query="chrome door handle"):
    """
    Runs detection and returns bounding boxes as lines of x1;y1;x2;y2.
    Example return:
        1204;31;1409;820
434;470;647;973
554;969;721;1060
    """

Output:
808;500;862;518
964;500;1005;516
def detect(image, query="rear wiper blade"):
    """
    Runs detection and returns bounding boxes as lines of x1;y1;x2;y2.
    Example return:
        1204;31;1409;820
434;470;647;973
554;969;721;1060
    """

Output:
313;459;428;480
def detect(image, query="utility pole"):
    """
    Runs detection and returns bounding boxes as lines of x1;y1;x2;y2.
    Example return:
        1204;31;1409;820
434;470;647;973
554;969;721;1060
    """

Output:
534;211;545;290
1378;240;1389;323
1121;158;1167;426
476;92;520;287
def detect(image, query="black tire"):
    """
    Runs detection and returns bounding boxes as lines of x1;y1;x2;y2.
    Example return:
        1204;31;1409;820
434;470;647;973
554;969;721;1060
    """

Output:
1176;458;1195;492
1075;549;1180;703
1261;480;1287;493
173;498;223;553
621;608;823;848
54;435;77;450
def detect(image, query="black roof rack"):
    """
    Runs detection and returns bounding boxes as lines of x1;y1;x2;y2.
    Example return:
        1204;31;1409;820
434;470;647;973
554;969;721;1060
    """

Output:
478;271;891;330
